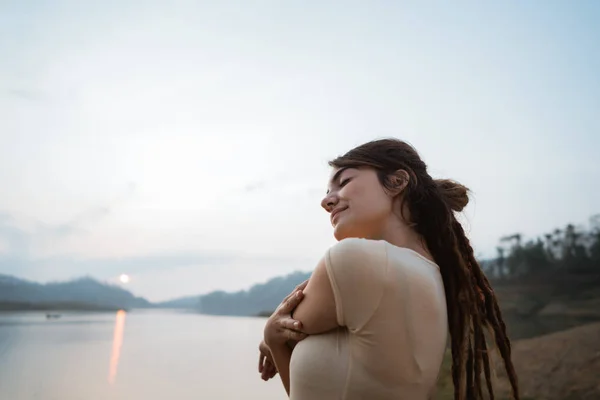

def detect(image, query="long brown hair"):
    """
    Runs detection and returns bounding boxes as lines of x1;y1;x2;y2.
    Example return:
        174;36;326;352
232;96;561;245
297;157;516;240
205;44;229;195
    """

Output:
330;138;519;400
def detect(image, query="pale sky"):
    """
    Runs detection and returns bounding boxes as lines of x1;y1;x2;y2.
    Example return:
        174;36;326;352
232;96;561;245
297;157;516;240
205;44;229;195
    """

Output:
1;1;599;302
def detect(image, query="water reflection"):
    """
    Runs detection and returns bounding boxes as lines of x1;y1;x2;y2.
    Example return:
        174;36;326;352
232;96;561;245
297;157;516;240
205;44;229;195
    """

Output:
0;310;286;399
108;310;126;385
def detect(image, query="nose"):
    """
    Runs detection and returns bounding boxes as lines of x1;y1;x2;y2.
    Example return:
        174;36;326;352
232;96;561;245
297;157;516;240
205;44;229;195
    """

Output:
321;193;338;212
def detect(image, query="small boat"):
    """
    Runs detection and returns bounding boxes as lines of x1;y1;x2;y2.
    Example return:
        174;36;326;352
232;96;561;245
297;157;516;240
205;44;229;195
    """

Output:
46;313;61;319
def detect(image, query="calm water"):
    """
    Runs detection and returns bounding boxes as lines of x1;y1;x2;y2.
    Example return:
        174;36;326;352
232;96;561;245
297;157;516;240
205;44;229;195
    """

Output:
0;309;284;400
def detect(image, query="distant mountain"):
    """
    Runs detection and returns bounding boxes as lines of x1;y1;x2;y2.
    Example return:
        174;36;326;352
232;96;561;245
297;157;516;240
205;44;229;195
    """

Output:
0;274;151;310
0;274;30;285
155;271;311;316
173;271;310;317
156;295;201;309
0;271;314;315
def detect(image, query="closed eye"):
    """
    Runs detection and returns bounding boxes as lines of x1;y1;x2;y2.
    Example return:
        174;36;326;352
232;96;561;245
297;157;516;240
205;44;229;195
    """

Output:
340;178;351;187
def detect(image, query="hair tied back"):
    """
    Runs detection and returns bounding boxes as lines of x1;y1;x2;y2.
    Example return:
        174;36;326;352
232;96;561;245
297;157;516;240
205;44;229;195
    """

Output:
434;179;469;212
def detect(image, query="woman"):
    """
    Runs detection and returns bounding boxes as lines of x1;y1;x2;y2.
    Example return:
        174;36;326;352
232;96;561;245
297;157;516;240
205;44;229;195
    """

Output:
259;138;519;399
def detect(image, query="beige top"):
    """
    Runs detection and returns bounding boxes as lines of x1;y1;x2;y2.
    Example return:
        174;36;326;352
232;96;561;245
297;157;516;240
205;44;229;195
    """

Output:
290;238;448;400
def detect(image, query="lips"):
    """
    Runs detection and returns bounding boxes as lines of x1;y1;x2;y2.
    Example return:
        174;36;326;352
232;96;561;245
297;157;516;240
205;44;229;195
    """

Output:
330;206;348;225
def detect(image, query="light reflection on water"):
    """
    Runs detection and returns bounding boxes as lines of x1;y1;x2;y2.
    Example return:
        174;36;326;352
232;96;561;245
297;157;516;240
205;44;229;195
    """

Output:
108;310;127;385
0;309;282;400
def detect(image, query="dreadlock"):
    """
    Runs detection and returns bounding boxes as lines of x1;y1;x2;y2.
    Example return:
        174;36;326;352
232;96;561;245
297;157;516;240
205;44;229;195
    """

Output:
330;138;519;400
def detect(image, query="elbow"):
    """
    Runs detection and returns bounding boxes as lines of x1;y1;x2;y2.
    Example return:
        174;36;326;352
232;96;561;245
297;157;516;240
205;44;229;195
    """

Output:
297;323;317;336
296;318;337;336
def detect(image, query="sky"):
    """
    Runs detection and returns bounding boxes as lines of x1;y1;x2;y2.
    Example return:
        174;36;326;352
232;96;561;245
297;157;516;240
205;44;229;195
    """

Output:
1;1;599;302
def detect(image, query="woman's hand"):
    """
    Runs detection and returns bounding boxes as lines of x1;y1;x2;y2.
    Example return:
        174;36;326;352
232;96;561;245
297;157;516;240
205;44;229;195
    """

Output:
264;288;307;348
258;340;278;381
258;281;309;382
261;283;309;394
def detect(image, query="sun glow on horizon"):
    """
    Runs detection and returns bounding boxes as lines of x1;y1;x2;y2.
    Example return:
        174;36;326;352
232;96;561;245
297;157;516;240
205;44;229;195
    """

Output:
119;274;130;284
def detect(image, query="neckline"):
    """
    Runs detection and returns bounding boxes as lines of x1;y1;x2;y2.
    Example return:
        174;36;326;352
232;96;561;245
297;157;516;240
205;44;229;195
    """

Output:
382;242;440;270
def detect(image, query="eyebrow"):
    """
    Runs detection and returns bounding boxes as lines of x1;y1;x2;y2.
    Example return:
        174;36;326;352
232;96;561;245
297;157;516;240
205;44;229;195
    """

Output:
326;167;349;194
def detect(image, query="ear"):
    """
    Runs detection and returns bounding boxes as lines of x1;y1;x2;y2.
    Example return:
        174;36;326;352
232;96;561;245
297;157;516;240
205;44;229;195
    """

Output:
384;169;410;197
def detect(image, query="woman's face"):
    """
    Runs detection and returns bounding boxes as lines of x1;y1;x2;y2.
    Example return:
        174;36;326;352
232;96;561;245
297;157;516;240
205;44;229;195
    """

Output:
321;167;395;241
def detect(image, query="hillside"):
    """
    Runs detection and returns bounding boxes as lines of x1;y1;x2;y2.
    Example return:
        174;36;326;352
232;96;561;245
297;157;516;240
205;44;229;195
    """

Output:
198;271;311;316
492;272;600;340
433;322;600;400
493;322;600;400
0;274;151;311
156;295;201;309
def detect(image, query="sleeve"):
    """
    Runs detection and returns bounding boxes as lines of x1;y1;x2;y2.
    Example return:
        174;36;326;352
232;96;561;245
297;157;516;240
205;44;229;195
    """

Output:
324;238;388;332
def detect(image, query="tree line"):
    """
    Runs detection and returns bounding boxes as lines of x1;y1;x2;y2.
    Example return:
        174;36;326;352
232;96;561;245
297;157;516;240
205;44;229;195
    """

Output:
488;214;600;279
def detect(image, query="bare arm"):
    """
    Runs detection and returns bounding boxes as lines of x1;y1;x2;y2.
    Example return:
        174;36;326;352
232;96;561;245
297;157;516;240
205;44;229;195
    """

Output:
269;343;294;395
292;256;338;335
267;239;385;393
263;289;308;395
269;257;340;394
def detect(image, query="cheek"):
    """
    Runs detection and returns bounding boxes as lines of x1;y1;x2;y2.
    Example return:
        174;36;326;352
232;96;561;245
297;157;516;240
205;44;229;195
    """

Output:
334;191;390;240
348;187;391;222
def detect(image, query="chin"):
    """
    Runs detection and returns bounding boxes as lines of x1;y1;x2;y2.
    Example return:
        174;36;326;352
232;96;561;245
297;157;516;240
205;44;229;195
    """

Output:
333;229;347;241
333;221;358;241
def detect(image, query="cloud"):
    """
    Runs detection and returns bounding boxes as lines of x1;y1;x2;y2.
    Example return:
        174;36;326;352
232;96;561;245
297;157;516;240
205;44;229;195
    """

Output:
0;214;35;275
4;88;44;102
39;205;112;238
0;180;317;292
0;213;31;256
239;175;325;198
0;248;314;283
41;182;135;238
38;252;239;276
242;181;268;193
0;183;137;259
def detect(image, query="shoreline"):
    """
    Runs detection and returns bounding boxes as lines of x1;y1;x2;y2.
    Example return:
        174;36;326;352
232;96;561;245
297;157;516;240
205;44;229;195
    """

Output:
0;301;128;312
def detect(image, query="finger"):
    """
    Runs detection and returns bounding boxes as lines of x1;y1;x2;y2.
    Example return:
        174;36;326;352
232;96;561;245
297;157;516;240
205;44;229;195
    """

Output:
269;367;278;379
258;353;265;373
263;361;275;381
267;363;277;379
267;360;277;375
295;279;309;291
265;361;273;375
280;317;302;331
286;329;308;341
259;340;270;354
275;288;304;315
261;366;269;380
287;290;305;310
281;287;301;303
280;290;304;313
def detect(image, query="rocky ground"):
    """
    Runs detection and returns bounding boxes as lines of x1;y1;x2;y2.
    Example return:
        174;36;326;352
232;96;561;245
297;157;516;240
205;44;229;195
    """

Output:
434;322;600;399
494;322;600;400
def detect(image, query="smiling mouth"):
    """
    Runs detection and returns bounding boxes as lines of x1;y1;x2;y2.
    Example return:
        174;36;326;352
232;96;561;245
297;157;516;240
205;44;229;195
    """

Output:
331;207;348;225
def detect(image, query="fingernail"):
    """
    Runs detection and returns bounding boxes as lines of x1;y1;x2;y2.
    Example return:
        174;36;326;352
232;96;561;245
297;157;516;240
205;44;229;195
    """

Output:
294;321;300;328
296;291;302;298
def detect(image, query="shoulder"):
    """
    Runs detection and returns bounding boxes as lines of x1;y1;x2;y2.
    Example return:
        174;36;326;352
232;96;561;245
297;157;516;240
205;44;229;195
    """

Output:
326;238;388;267
321;238;389;330
325;238;389;282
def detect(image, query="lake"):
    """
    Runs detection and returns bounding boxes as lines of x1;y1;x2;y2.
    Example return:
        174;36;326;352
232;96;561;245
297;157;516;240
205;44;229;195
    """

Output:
0;309;284;400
